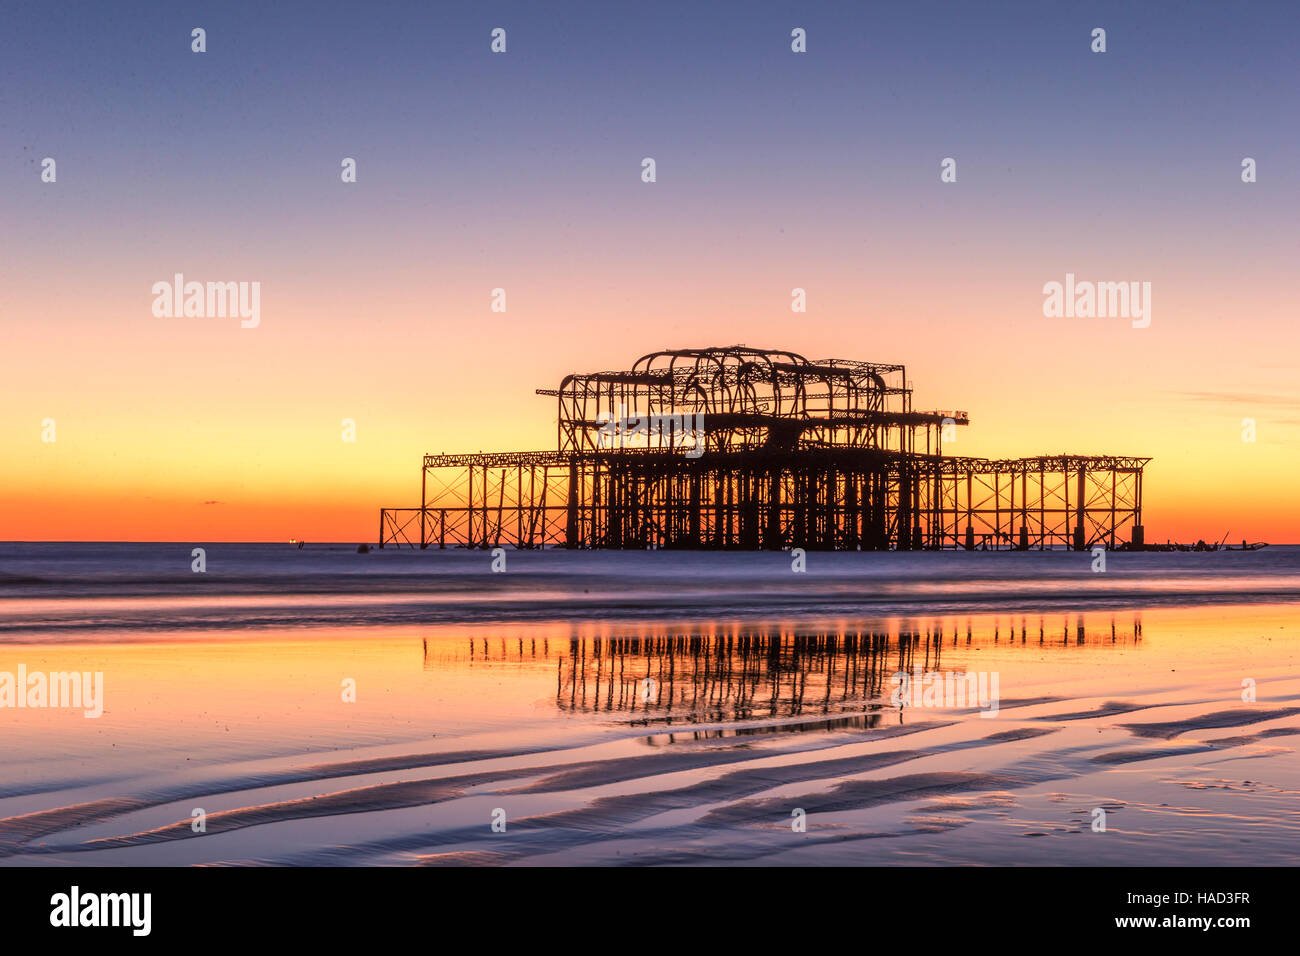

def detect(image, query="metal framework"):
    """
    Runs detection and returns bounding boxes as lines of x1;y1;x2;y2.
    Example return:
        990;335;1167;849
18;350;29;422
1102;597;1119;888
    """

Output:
380;346;1148;550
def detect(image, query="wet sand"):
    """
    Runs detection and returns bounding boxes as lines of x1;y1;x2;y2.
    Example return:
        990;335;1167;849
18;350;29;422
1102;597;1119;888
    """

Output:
1;547;1298;865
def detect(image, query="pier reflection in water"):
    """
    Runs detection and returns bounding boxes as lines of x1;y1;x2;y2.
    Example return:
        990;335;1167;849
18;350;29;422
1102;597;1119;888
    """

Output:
424;615;1141;730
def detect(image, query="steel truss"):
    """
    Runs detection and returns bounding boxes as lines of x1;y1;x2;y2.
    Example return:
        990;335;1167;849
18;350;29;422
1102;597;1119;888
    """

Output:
379;348;1148;550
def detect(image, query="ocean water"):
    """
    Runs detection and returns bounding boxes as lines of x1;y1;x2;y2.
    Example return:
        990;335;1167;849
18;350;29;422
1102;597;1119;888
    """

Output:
3;543;1300;636
1;543;1298;865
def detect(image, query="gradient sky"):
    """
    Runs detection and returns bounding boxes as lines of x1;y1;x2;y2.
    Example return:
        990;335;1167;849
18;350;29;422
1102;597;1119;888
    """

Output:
3;0;1298;542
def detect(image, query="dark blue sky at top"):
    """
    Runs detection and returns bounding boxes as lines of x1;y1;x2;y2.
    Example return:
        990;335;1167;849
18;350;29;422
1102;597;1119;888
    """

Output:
3;0;1297;288
6;1;1296;178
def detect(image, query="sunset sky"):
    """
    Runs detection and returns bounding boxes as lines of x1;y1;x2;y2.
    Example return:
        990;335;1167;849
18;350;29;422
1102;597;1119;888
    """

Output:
3;1;1298;542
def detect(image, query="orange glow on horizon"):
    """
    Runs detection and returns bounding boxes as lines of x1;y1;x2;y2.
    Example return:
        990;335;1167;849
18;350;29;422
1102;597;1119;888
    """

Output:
3;262;1297;543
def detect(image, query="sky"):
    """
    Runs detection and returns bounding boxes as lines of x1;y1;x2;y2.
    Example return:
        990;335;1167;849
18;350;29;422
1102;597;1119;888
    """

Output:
2;0;1298;542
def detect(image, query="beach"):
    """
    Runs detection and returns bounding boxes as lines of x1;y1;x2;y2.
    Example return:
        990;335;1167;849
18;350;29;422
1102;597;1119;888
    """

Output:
1;544;1298;865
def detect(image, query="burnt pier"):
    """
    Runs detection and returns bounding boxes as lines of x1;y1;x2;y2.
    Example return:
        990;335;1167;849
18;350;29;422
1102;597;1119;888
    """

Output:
379;346;1147;551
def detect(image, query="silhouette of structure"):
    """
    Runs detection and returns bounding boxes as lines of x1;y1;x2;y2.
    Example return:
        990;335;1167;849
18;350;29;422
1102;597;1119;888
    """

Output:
380;346;1148;550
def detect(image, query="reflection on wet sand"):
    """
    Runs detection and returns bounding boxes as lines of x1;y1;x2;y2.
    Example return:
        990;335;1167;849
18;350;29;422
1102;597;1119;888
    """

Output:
5;600;1299;866
431;616;1142;727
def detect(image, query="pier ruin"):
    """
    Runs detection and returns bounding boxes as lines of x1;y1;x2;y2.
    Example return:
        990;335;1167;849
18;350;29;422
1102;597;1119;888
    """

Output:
378;346;1148;550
